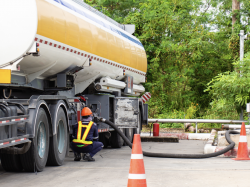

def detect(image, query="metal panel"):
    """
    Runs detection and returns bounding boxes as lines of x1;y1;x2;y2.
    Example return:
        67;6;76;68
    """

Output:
10;74;44;90
124;75;133;94
114;97;139;127
0;69;11;84
58;88;75;98
85;94;110;130
57;73;67;88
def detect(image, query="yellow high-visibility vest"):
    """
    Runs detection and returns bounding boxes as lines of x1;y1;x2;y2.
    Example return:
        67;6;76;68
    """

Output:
72;121;94;145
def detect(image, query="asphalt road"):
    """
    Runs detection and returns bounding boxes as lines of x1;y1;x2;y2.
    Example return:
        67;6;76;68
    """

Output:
1;140;250;187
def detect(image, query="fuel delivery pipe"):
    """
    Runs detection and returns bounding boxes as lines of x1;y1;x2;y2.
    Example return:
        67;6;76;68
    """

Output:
98;118;239;158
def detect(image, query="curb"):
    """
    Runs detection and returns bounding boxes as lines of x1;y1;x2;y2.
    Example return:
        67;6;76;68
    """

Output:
141;133;210;140
141;136;179;142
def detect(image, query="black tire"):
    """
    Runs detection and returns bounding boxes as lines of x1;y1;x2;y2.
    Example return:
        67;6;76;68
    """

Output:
110;128;124;148
125;128;134;143
47;108;68;166
0;153;23;172
20;108;50;172
99;133;109;148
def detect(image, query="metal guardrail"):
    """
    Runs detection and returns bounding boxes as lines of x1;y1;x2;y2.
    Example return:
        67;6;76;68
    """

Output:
222;124;250;129
148;119;247;133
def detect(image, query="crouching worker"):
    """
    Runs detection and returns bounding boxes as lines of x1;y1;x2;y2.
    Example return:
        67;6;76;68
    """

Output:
71;107;103;161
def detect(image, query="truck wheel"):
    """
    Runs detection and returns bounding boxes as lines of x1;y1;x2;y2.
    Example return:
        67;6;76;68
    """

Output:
125;128;134;143
20;108;50;172
110;128;124;148
47;108;68;166
0;153;23;172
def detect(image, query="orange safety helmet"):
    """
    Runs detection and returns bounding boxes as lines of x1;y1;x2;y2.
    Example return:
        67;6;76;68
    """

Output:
81;107;93;116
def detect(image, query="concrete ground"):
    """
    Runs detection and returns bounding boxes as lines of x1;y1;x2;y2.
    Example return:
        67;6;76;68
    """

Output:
1;140;250;187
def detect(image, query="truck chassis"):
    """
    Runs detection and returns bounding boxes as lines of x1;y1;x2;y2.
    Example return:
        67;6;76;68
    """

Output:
0;94;148;172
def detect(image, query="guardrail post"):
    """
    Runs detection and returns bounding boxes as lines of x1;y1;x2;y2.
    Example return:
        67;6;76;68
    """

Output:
196;122;198;134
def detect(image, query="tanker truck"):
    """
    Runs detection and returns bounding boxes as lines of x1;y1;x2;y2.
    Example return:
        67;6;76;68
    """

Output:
0;0;149;172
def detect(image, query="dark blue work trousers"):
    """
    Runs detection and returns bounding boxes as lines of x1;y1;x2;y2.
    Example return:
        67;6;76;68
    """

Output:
71;141;104;157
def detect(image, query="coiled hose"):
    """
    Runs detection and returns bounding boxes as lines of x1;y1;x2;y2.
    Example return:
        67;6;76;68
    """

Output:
99;118;239;158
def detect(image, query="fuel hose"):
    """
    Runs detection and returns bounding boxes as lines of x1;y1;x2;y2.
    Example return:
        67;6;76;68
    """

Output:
98;117;239;158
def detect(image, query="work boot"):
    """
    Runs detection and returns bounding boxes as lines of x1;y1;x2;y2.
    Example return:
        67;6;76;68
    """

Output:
83;153;95;161
82;153;87;160
74;152;81;161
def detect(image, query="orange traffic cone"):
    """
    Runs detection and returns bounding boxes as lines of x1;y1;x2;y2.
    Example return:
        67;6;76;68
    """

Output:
232;122;250;160
127;134;147;187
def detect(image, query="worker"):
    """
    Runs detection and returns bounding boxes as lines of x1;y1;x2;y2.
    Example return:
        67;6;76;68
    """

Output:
71;107;103;161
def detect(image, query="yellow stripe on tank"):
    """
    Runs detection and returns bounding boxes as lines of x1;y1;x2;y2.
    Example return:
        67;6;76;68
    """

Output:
36;0;147;72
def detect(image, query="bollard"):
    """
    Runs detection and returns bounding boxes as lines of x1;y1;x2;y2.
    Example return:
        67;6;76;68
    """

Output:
153;123;159;136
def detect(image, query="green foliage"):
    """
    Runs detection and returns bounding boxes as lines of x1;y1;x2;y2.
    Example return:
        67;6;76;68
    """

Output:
84;0;250;127
205;52;250;116
84;0;142;23
149;102;198;128
123;0;233;115
156;110;185;128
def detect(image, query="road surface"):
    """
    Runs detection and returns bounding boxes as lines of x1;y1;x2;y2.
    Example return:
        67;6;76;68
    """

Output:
1;140;250;187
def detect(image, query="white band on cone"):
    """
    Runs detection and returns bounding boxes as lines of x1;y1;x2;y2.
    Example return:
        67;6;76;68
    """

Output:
131;154;143;159
239;136;247;142
128;174;146;179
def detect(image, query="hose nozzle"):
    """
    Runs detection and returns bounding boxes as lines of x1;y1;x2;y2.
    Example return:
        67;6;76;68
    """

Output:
97;117;106;122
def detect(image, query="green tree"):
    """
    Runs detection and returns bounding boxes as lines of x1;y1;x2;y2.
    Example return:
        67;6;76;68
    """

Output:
203;0;250;119
85;0;250;121
85;0;142;23
123;0;233;117
205;53;250;119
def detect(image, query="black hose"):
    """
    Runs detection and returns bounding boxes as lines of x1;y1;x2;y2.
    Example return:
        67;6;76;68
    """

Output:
99;118;239;158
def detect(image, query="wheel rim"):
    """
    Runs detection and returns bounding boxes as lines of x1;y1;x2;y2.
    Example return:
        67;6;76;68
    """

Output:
37;121;46;158
57;120;65;154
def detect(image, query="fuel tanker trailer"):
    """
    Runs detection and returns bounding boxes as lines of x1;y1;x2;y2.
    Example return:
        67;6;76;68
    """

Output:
0;0;149;172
